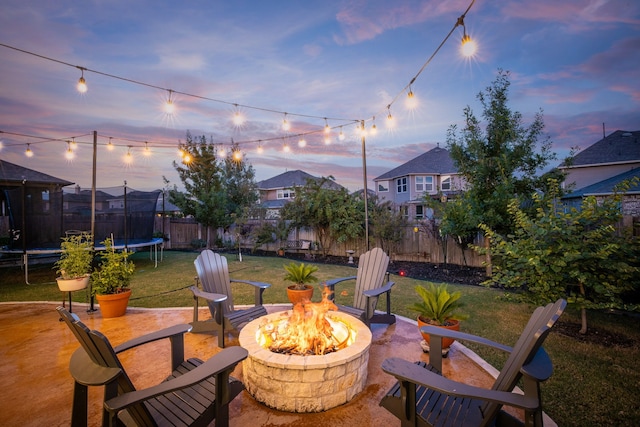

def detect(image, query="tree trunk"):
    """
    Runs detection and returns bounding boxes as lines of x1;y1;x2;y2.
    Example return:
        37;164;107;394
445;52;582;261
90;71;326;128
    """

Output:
484;235;492;277
579;282;588;334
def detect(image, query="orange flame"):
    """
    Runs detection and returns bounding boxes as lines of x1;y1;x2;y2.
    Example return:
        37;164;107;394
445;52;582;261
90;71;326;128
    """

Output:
264;287;340;355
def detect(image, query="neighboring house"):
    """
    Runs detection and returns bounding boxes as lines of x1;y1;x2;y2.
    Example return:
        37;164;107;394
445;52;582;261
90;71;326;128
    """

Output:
559;130;640;216
373;146;463;220
0;159;73;249
256;170;344;219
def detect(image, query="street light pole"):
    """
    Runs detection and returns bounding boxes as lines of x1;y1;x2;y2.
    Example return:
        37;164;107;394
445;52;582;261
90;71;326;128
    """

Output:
361;120;369;251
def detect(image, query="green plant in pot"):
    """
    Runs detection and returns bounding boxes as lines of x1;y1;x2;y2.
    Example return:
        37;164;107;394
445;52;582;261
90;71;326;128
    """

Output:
91;238;135;317
283;261;319;304
54;233;93;292
407;283;468;355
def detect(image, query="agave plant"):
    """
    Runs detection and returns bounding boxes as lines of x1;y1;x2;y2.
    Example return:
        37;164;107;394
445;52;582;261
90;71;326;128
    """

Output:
407;283;468;326
283;262;319;290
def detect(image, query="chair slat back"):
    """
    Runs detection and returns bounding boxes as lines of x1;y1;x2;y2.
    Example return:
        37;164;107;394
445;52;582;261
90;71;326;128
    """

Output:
353;247;389;312
57;307;154;425
480;299;566;423
194;250;234;313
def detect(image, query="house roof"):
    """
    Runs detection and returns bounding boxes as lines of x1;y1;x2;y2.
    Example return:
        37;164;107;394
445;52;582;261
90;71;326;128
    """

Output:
0;160;73;187
560;130;640;168
562;167;640;199
373;146;457;181
257;169;343;190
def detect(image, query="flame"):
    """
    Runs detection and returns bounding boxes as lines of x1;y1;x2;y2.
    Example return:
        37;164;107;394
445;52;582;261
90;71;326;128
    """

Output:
260;288;343;356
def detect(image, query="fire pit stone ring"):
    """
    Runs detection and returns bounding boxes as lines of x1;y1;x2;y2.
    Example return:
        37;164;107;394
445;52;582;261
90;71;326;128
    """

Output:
239;310;372;412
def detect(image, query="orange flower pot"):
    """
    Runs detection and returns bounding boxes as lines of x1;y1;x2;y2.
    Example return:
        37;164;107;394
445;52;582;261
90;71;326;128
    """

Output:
417;317;460;350
96;289;132;318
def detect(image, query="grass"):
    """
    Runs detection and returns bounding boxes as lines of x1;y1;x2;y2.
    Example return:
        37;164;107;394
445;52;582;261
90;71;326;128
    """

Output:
2;249;639;426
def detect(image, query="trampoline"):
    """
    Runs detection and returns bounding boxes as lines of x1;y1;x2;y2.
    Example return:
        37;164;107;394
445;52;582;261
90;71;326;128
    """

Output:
1;237;164;285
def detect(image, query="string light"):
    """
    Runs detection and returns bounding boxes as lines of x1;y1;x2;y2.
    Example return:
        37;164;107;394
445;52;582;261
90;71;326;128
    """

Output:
164;90;175;115
143;141;151;156
370;117;378;136
282;113;291;131
183;152;192;164
218;146;227;158
256;141;264;154
338;127;345;141
232;104;246;127
124;146;133;164
457;15;477;57
107;137;114;151
298;137;306;148
324;134;332;145
76;67;87;93
65;141;75;160
69;137;77;150
405;87;418;110
324;119;331;134
232;148;243;162
386;107;396;129
25;143;33;157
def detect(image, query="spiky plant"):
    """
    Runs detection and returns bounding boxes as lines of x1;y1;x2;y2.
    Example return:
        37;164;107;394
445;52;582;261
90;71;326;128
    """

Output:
283;262;319;290
407;283;468;326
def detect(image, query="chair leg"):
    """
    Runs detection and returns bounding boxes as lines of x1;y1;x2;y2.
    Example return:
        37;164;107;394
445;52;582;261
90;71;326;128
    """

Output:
71;382;88;427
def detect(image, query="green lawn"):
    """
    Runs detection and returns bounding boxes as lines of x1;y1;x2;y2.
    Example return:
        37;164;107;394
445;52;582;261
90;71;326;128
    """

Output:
1;249;639;426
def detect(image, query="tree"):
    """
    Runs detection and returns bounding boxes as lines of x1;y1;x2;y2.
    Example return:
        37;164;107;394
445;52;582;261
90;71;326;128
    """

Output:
280;176;363;256
478;179;639;334
164;132;257;247
369;200;407;255
446;69;557;236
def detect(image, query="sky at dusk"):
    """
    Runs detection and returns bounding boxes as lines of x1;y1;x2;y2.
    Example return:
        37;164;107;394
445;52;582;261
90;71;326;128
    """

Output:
1;0;638;193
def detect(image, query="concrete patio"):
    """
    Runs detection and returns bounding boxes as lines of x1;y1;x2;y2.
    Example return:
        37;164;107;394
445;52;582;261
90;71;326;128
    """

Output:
0;302;547;426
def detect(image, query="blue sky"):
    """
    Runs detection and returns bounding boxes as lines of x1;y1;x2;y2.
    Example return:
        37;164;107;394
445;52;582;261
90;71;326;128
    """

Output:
1;0;638;192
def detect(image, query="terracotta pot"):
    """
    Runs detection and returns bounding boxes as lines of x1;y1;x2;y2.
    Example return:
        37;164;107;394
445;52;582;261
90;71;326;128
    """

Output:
56;275;90;292
417;317;460;350
286;285;314;305
96;289;132;318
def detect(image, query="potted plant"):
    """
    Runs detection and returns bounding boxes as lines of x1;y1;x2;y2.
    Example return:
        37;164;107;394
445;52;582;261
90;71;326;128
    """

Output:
91;238;135;318
54;233;93;292
407;283;468;355
283;261;319;304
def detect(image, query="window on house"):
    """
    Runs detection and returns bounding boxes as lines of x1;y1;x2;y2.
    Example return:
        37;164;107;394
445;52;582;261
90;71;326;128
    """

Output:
441;176;451;191
415;205;424;219
396;177;407;193
277;189;295;199
416;176;433;192
377;181;389;192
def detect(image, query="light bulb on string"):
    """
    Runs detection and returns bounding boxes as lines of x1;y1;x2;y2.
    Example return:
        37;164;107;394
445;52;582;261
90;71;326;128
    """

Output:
107;137;115;151
405;87;418;110
124;146;133;164
282;139;290;153
370;117;378;136
218;146;227;158
338;127;345;141
386;107;396;129
69;138;77;150
232;149;243;162
282;113;291;131
65;142;75;160
182;152;192;164
298;137;306;148
164;90;175;115
324;119;331;134
76;67;87;93
25;144;34;157
256;141;264;154
324;134;332;145
143;141;151;157
461;33;477;57
232;104;246;127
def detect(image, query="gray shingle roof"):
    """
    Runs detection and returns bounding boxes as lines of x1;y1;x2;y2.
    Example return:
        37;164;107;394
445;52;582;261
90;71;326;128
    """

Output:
562;167;640;199
0;160;73;187
560;130;640;167
374;146;457;181
257;170;343;190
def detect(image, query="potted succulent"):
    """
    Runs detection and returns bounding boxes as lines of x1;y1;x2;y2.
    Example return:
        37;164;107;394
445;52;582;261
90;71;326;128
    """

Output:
283;261;319;304
91;238;135;318
54;233;93;292
407;283;468;354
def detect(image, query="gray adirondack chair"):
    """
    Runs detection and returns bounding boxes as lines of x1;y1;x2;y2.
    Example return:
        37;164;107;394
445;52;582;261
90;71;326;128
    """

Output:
324;247;396;327
380;299;566;427
57;306;247;427
189;250;271;347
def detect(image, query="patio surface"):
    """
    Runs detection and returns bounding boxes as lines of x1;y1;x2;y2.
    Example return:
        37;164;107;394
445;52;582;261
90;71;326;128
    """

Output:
0;302;545;427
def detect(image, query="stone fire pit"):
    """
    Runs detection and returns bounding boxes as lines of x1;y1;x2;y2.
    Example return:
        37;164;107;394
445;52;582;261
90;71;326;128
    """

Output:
238;310;372;412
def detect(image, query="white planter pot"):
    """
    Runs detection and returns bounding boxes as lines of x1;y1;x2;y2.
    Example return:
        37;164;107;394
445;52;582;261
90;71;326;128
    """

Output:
56;275;90;292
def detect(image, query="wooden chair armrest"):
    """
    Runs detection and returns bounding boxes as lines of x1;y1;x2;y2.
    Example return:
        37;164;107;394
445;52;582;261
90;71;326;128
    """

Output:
420;325;513;353
69;349;122;386
325;276;357;288
188;286;228;303
114;324;192;353
230;279;271;289
382;358;539;410
362;281;395;297
103;347;248;413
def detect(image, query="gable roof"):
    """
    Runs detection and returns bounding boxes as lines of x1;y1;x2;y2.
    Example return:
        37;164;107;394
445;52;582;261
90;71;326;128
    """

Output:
0;159;73;187
257;169;343;190
562;167;640;199
560;130;640;168
374;146;457;181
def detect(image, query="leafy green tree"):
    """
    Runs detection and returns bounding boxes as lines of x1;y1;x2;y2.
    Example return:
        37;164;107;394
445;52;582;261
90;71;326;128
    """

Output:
369;200;407;255
478;179;639;334
446;69;557;236
164;132;257;247
280;176;363;256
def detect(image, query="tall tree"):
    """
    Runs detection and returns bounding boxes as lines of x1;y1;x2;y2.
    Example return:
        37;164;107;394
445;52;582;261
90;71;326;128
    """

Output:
447;69;556;236
280;176;363;256
164;132;257;247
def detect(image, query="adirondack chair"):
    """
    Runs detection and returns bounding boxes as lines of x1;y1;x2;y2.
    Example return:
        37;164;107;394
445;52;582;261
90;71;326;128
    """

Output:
324;247;396;327
189;250;271;348
57;306;247;427
380;299;566;427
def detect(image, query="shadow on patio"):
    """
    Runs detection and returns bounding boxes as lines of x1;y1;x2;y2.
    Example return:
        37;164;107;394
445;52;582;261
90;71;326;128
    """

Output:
0;302;553;426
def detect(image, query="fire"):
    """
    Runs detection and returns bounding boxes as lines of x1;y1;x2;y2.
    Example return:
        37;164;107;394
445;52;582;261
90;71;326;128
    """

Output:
260;288;342;356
